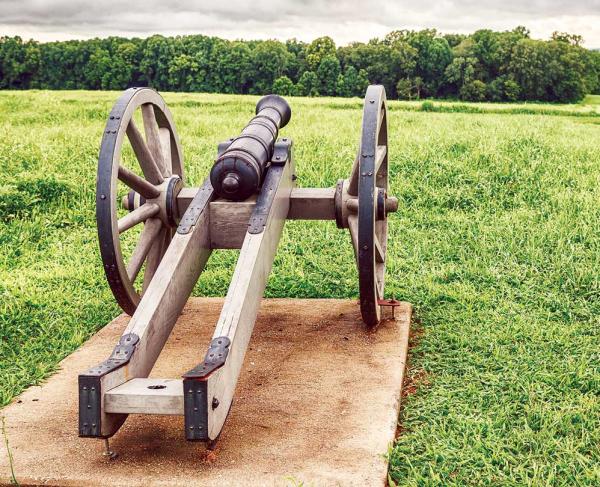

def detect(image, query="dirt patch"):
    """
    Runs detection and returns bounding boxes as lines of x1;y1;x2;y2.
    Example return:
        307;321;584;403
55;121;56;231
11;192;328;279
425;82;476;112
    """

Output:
0;298;411;487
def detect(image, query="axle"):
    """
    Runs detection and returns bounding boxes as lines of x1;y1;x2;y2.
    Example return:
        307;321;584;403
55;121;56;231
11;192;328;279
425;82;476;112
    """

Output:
122;185;399;232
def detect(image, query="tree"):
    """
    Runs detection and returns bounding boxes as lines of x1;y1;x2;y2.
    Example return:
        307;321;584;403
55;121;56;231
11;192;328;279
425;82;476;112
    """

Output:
140;35;174;90
444;56;478;97
552;32;583;47
590;50;600;93
469;30;501;81
396;76;424;100
545;40;587;102
338;39;416;97
356;69;369;96
0;37;40;89
505;38;550;101
250;40;291;94
284;38;308;82
460;80;486;101
306;36;336;71
339;65;366;97
85;48;112;89
317;55;341;96
107;41;138;90
396;78;412;100
296;71;319;96
215;41;252;94
272;76;295;96
405;29;453;96
504;79;521;101
335;73;347;96
444;33;467;48
168;53;199;91
0;29;597;103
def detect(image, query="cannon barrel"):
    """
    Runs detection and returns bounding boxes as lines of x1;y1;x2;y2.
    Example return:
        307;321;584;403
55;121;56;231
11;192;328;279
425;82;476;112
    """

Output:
210;94;292;201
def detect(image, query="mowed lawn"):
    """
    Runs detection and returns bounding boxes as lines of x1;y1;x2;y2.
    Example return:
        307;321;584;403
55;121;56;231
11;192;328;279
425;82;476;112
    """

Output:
1;91;599;485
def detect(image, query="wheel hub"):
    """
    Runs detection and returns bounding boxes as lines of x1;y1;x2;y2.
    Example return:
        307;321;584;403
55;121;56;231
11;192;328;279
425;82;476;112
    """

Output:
123;175;183;228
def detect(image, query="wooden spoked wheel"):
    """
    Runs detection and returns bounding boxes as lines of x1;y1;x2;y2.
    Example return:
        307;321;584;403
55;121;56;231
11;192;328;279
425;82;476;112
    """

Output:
348;85;389;326
97;88;185;315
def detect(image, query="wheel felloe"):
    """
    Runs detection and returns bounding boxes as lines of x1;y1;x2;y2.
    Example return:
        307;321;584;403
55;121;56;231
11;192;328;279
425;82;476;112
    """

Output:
355;85;391;327
97;88;185;315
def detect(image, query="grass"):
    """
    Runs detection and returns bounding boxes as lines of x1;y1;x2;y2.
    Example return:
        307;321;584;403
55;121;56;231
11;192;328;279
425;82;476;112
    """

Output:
1;90;599;485
582;94;600;107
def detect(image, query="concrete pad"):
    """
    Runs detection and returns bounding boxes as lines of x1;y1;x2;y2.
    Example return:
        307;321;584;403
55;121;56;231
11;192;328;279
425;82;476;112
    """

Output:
0;298;411;487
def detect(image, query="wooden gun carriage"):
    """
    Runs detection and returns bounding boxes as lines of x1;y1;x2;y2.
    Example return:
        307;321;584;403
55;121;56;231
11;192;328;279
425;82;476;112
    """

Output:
78;85;398;449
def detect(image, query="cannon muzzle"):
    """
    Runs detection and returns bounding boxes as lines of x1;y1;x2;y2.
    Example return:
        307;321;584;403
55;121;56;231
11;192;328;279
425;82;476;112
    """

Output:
210;94;292;201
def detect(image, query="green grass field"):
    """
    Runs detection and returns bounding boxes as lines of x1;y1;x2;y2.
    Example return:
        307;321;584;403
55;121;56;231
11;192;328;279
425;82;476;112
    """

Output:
1;90;599;485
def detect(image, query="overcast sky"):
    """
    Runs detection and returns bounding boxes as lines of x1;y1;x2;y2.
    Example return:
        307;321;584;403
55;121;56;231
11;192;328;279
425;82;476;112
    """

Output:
2;0;600;48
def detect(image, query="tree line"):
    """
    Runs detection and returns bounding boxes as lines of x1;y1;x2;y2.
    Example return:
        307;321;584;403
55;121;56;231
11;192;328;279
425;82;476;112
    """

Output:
1;27;599;103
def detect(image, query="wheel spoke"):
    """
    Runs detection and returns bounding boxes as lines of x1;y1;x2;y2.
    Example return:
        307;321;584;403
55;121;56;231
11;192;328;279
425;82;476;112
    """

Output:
376;276;385;298
376;106;385;141
118;165;160;200
159;127;172;176
118;202;159;234
126;119;164;185
347;214;359;261
162;226;173;251
374;234;385;263
375;145;387;174
126;218;163;282
142;226;166;293
347;152;360;196
141;104;168;178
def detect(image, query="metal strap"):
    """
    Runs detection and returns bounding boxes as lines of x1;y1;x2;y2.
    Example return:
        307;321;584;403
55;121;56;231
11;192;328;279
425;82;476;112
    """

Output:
78;332;139;437
248;164;285;234
177;178;213;234
82;333;140;377
182;336;232;441
182;337;231;379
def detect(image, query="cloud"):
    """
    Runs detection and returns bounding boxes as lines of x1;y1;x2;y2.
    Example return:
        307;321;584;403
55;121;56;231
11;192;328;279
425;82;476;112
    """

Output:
1;0;600;46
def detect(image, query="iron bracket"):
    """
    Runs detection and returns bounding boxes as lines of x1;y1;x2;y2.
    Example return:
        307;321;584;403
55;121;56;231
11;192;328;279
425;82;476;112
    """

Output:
78;333;139;437
177;178;213;234
183;336;231;380
271;138;292;166
82;333;140;377
248;164;285;234
182;379;209;441
182;336;231;441
217;138;234;157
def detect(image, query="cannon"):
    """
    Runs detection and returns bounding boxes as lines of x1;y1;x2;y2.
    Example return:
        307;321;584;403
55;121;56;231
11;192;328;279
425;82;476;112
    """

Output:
79;85;398;449
210;94;291;200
